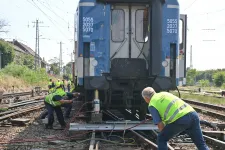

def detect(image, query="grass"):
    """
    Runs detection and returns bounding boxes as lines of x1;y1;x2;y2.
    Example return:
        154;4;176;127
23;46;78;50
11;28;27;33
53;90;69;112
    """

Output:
171;91;225;105
0;63;58;93
178;86;223;91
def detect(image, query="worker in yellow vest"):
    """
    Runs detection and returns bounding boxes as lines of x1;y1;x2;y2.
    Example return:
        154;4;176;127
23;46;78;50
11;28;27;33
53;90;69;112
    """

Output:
141;87;209;150
43;82;80;129
48;79;55;93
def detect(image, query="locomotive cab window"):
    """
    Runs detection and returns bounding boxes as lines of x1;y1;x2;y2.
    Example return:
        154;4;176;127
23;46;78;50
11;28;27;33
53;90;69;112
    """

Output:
135;9;149;43
111;9;125;42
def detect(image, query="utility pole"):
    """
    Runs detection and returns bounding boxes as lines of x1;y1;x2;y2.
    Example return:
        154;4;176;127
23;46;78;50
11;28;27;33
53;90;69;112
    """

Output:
190;45;193;69
34;19;39;71
59;41;63;75
31;19;48;70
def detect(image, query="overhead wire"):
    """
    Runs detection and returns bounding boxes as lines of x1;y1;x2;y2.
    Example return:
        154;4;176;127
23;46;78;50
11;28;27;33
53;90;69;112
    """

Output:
37;0;69;26
46;0;75;15
26;0;71;41
184;0;198;11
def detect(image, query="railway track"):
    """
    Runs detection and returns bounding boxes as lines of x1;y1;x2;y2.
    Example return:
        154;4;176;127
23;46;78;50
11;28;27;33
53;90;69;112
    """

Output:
183;99;225;121
0;90;46;124
1;94;225;149
1;89;48;99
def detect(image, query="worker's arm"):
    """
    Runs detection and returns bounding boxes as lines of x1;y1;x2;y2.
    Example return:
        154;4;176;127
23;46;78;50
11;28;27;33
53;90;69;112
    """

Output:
148;106;163;131
52;95;72;104
157;122;165;132
60;99;73;104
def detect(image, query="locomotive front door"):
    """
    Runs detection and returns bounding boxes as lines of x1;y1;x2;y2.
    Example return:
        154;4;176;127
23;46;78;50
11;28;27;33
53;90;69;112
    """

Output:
179;14;187;85
110;5;149;62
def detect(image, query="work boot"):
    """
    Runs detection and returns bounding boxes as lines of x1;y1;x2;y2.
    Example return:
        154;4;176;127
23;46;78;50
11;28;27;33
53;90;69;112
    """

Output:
65;116;71;119
53;125;66;130
45;124;53;129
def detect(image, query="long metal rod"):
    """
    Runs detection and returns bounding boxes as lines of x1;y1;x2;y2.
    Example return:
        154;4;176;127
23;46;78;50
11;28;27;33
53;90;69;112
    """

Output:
131;130;158;149
151;130;174;150
95;141;99;150
89;131;95;150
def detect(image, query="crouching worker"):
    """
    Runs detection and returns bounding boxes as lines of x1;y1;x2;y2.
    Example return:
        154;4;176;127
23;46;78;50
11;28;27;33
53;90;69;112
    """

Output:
142;87;209;150
44;91;73;129
44;82;80;129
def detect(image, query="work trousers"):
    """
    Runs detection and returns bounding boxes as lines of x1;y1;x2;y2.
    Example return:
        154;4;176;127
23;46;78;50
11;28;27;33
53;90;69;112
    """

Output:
157;111;209;150
41;102;72;120
67;85;71;92
61;103;72;118
44;102;66;127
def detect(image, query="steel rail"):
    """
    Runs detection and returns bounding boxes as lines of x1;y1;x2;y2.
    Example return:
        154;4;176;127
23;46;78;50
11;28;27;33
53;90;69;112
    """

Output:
8;100;43;109
1;90;48;99
0;104;44;122
183;99;225;111
203;135;225;149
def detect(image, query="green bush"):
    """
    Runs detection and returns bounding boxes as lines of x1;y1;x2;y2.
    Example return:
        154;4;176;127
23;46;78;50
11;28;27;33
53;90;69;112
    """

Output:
0;40;15;68
0;63;49;85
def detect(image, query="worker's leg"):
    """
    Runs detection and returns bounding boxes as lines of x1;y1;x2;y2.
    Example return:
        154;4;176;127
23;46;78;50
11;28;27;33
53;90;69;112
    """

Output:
61;103;72;118
157;113;195;149
40;109;48;119
54;106;66;127
185;112;209;150
67;85;70;92
45;103;54;129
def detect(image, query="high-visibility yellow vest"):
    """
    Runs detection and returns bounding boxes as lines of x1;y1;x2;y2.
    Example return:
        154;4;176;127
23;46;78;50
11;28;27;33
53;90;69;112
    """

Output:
55;81;61;87
55;88;66;96
149;92;195;125
45;89;66;107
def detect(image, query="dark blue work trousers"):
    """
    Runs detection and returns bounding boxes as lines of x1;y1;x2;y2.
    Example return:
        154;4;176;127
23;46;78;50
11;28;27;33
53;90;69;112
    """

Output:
61;103;72;118
67;85;71;92
41;102;72;119
157;111;209;150
44;102;66;127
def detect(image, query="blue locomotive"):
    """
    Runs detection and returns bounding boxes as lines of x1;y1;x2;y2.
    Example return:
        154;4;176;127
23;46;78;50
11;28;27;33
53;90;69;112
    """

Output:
74;0;187;120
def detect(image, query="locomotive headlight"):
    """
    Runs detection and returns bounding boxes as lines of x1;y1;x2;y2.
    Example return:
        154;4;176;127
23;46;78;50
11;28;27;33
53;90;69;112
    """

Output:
91;59;98;67
162;61;168;67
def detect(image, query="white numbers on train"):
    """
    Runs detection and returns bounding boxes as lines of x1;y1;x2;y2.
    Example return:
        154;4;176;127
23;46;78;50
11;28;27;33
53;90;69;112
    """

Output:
83;17;94;33
166;19;178;34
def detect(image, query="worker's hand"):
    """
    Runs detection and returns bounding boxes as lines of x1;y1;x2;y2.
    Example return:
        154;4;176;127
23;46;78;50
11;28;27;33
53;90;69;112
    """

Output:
157;122;165;132
73;92;81;97
69;100;73;103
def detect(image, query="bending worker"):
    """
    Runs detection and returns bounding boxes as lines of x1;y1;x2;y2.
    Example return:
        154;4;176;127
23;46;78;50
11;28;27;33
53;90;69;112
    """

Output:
44;82;79;129
142;87;209;150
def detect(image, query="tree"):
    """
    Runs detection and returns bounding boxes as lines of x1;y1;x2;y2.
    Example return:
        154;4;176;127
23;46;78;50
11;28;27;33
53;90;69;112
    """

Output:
198;79;210;87
213;72;225;87
15;54;34;69
48;57;60;75
0;19;9;34
186;69;197;86
0;40;15;68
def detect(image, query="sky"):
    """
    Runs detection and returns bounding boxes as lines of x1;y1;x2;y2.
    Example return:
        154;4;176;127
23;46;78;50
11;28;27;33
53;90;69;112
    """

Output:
0;0;225;70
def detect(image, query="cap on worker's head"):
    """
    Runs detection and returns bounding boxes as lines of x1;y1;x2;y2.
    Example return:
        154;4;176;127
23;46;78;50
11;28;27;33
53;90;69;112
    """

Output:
142;87;156;99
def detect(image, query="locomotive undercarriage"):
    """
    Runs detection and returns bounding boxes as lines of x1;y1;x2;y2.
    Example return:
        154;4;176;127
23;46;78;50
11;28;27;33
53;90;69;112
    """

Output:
81;58;176;122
